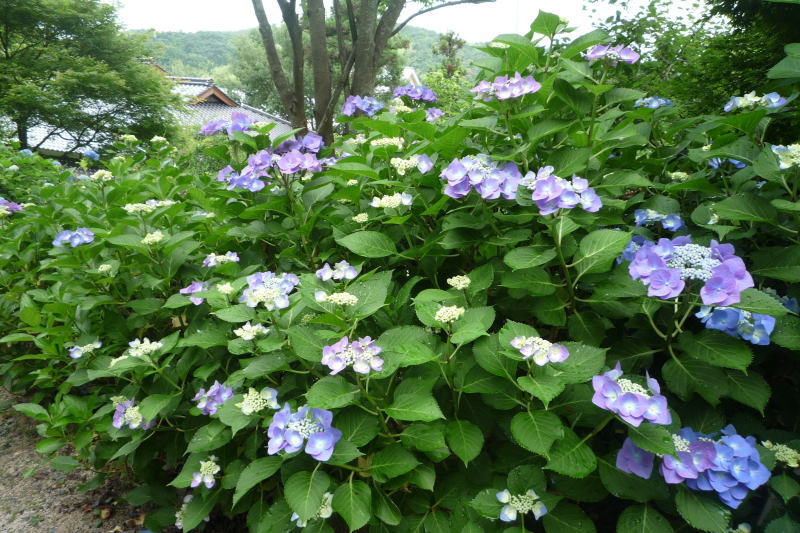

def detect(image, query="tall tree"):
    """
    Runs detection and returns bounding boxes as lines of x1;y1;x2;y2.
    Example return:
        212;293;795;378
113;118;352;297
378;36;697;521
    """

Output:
250;0;495;141
432;31;466;78
0;0;179;152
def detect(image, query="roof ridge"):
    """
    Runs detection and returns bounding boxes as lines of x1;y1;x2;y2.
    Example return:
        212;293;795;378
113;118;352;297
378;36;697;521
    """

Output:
238;103;291;125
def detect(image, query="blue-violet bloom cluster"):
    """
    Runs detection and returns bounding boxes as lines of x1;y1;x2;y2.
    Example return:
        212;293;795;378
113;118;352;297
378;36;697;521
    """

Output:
316;260;358;282
708;158;746;169
723;91;786;112
240;271;300;310
617;426;770;509
191;457;221;489
180;281;207;306
193;381;234;415
770;143;800;169
112;398;154;430
342;95;384;117
426;108;444;122
496;490;547;522
523;166;602;215
591;363;671;427
69;341;102;359
393;84;437;102
510;336;569;366
321;336;384;375
763;287;800;313
199;111;254;136
440;155;521;199
696;307;776;345
585;44;640;65
634;209;684;231
635;96;673;109
202;251;240;267
53;228;94;248
267;405;342;461
82;149;100;161
471;73;541;101
628;237;753;303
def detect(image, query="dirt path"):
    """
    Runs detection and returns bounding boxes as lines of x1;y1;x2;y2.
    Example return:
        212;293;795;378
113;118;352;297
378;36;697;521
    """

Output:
0;389;149;533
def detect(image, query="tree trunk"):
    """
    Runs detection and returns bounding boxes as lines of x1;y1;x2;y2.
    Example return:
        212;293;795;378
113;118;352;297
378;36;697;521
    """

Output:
15;118;28;149
350;0;379;96
277;0;308;132
251;0;307;131
306;0;333;142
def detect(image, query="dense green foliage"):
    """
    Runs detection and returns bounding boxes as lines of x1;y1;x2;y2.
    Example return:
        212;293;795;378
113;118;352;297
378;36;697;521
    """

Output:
0;0;179;151
2;11;800;533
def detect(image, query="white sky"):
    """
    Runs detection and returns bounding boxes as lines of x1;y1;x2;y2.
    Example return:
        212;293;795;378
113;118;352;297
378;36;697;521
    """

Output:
111;0;610;42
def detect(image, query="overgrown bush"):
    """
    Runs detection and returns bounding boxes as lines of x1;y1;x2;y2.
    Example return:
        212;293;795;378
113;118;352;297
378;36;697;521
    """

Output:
1;12;799;533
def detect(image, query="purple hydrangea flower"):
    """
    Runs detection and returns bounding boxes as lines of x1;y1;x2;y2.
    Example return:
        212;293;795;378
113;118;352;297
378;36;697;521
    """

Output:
509;336;569;365
321;336;383;375
199;118;227;136
416;154;433;174
660;435;716;484
393;84;437;102
190;457;221;489
591;363;671;427
267;404;342;461
193;381;234;415
523;169;602;215
439;155;521;200
228;111;254;135
180;281;207;306
52;228;94;248
628;238;752;303
616;437;655;479
470;72;541;101
762;92;787;109
112;399;154;430
316;260;358;282
300;132;324;153
0;198;22;213
202;251;240;267
585;44;640;65
342;95;384;117
240;271;300;310
708;158;746;169
426;108;444;122
617;235;651;264
496;489;547;522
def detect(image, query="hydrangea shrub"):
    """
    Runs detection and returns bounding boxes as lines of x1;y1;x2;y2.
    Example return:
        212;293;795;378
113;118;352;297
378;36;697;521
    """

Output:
1;11;799;533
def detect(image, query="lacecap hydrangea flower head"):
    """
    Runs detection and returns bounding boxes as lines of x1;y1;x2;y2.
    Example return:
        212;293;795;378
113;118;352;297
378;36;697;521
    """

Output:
470;72;541;101
193;381;234;415
53;228;94;248
439;155;521;200
584;43;640;65
617;425;771;509
634;96;673;109
191;456;221;489
240;271;300;309
510;336;569;366
267;404;342;461
591;363;671;427
496;489;547;522
316;260;358;282
393;84;437;102
112;398;154;430
342;95;384;117
523;166;602;215
628;237;753;303
321;336;383;375
696;306;775;345
634;209;683;231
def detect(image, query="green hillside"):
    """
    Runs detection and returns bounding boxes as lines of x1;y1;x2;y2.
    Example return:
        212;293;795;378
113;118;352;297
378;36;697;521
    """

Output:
140;26;483;78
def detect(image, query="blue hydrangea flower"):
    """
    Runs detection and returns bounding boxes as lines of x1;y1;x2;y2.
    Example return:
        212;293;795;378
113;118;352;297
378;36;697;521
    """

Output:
227;111;255;135
708;158;746;169
696;306;776;345
591;363;671;427
18;148;34;156
525;168;602;215
634;96;673;109
316;260;358;281
180;281;207;306
426;108;444;122
53;228;94;248
616;437;655;479
267;404;342;461
199;118;227;135
82;149;100;161
634;209;683;231
496;489;547;522
470;73;541;101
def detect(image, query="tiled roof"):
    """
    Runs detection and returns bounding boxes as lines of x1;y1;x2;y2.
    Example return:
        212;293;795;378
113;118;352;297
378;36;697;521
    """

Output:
25;76;292;155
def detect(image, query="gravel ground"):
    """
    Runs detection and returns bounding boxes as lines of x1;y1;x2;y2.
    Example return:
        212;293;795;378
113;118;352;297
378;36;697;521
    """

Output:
0;389;148;533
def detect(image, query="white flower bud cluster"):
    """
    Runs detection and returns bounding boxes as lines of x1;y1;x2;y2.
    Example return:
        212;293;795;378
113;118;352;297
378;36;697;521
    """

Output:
446;275;471;290
668;171;690;182
89;170;114;182
217;282;235;295
97;264;113;273
141;231;164;245
119;134;138;143
123;199;177;214
370;192;412;209
316;291;359;306
772;143;800;169
233;322;269;341
391;103;414;113
666;244;721;281
150;136;167;143
371;137;404;150
489;42;510;49
616;378;651;398
236;387;279;415
175;495;210;529
346;179;359;186
435;305;465;324
351;134;368;145
762;440;800;468
127;337;163;359
352;212;369;223
390;155;420;176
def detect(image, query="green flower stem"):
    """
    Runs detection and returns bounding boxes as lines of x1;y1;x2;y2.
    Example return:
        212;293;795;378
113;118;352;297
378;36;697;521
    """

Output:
550;217;575;306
